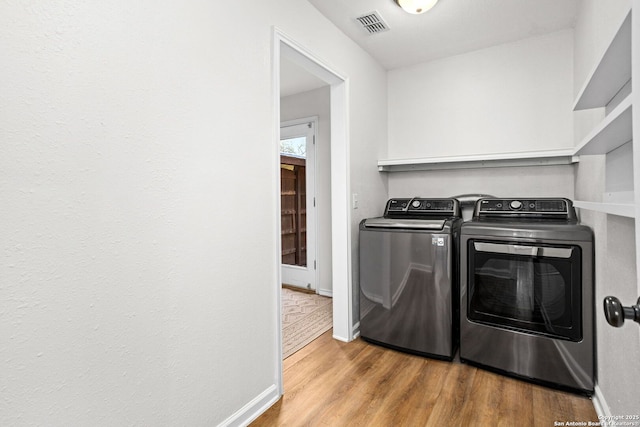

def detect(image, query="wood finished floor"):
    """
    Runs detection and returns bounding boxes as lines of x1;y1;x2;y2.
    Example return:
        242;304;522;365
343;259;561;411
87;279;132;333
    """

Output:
251;330;598;426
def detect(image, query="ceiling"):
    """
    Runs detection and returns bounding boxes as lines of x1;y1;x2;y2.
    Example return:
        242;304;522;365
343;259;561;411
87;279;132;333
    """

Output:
280;56;328;98
281;0;580;97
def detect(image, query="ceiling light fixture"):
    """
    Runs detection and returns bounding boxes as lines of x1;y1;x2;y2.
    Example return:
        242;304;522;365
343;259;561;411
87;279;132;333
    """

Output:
394;0;439;14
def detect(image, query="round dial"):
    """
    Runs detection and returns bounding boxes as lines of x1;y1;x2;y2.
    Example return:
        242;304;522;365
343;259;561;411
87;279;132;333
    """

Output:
411;200;421;208
510;200;523;210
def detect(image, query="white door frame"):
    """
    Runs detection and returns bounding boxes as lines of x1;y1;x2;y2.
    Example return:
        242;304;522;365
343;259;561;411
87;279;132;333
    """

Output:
272;28;353;395
280;117;317;291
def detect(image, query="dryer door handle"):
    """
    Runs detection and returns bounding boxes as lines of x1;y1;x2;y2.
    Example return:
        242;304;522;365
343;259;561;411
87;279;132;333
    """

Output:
473;242;573;258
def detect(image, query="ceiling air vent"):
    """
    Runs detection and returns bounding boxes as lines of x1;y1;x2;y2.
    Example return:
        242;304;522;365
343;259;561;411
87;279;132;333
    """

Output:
355;11;390;34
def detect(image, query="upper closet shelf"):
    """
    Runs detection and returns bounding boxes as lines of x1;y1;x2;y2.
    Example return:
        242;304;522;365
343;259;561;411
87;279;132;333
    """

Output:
573;9;631;111
377;149;578;172
573;200;635;218
574;94;633;155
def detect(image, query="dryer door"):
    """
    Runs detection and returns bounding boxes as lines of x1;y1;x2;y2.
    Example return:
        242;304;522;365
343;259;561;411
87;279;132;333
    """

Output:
467;240;582;341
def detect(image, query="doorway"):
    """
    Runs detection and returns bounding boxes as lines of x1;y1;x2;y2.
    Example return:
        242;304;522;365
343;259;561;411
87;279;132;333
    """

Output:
280;119;317;291
274;29;353;394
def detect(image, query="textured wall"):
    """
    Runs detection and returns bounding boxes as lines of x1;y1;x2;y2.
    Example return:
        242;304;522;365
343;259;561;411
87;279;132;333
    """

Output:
0;1;387;425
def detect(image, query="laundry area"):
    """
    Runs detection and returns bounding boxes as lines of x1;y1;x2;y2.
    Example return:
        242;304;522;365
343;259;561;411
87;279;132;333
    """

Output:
278;0;640;422
4;0;640;426
360;195;596;391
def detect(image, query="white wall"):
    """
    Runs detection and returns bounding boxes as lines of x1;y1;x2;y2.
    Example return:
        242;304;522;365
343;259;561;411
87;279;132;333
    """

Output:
280;86;333;296
388;165;574;201
388;30;574;159
345;61;389;327
572;0;640;416
0;1;387;425
386;30;575;202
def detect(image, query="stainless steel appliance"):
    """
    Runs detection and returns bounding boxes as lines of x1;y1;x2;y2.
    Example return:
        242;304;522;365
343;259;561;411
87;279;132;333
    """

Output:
460;198;594;394
359;198;462;360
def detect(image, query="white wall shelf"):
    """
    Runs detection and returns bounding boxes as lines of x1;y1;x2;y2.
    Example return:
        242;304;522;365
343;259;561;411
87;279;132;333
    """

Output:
575;95;633;155
377;149;578;172
574;200;636;218
571;7;634;220
573;10;632;111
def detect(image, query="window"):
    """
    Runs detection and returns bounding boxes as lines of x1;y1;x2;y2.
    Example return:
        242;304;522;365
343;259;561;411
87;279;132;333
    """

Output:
280;137;306;158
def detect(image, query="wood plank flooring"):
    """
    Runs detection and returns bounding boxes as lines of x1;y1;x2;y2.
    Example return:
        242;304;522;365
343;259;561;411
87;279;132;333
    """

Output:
251;330;598;426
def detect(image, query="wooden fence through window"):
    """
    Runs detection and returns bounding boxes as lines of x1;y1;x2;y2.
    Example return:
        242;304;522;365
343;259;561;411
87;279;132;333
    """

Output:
280;155;306;267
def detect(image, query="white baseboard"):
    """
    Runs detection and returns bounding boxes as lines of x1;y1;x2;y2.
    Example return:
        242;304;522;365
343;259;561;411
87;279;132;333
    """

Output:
352;321;360;339
333;333;350;343
592;383;611;419
318;288;333;297
217;384;280;427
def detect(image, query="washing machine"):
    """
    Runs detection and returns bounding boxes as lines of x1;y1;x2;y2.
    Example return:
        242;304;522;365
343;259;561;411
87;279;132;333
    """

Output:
359;198;462;360
459;197;594;394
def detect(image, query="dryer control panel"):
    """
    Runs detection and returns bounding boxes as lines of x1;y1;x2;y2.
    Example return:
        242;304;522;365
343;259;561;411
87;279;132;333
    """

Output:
474;198;576;221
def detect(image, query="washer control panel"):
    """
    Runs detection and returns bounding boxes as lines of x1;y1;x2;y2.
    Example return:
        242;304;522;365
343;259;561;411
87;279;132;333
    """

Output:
475;198;576;220
385;198;460;218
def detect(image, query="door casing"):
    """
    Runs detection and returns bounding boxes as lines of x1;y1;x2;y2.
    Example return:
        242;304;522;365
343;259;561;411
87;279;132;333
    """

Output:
273;28;353;396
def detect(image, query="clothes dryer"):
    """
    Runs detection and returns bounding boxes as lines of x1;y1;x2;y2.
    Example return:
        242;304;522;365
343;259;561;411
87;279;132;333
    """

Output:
460;198;594;394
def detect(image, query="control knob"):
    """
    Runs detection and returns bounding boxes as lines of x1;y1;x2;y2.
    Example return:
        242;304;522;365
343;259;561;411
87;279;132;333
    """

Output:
411;200;421;208
510;200;523;210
